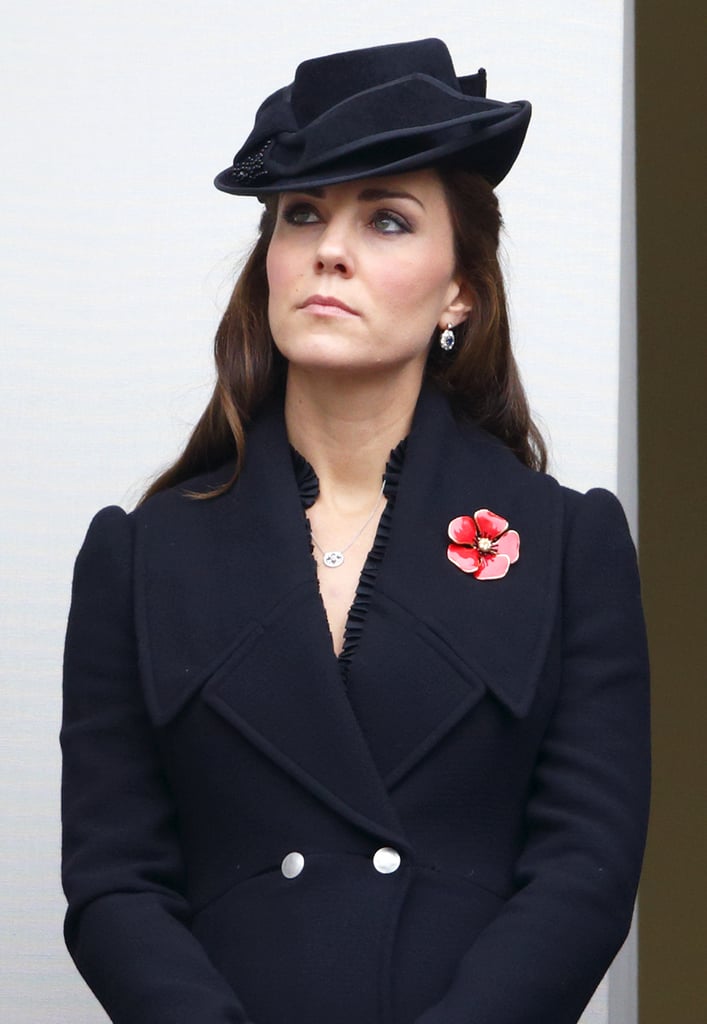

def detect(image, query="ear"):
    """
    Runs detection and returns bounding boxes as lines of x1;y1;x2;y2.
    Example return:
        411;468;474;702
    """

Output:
439;279;473;329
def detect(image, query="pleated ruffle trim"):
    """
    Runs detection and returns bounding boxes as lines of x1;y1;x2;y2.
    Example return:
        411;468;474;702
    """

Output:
291;439;407;680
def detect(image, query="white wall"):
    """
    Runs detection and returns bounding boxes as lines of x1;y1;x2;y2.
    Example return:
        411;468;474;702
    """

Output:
0;3;635;1021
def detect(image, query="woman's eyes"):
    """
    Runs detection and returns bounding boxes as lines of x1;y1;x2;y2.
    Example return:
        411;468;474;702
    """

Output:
281;203;411;235
282;203;321;226
370;210;411;234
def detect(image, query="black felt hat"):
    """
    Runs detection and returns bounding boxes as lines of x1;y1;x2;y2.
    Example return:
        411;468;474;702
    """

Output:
214;38;531;196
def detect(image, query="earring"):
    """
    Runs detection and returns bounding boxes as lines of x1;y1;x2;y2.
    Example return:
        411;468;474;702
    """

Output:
439;324;455;352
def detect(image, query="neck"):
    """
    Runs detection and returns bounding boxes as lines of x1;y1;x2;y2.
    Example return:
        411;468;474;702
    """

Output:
284;364;422;510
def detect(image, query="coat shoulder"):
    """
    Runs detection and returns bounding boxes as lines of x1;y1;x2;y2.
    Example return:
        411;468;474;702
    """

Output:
454;415;634;548
131;460;236;529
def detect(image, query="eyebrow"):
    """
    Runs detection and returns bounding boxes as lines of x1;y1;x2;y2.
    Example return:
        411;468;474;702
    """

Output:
358;187;425;210
293;186;425;210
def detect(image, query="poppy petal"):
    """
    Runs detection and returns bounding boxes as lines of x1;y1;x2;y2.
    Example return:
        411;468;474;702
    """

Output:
474;508;509;539
447;543;481;574
448;515;478;544
495;529;520;564
474;553;511;580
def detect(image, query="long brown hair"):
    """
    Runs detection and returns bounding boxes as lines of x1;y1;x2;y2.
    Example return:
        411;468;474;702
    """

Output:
140;169;546;503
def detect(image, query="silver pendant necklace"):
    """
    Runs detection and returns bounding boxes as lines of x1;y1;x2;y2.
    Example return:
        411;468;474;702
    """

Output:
310;479;386;568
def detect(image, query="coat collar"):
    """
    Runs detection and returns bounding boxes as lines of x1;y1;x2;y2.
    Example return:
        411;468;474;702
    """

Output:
134;387;562;836
343;385;563;785
134;398;408;846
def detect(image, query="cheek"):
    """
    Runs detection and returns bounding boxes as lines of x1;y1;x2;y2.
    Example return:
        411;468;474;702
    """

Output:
265;244;288;303
265;246;290;343
266;243;307;338
377;253;455;318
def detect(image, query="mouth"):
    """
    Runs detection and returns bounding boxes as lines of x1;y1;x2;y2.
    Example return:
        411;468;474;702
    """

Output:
300;294;359;317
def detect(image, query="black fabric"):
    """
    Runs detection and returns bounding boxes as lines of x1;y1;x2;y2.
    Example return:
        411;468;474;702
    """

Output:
214;39;531;195
62;386;651;1024
291;439;408;679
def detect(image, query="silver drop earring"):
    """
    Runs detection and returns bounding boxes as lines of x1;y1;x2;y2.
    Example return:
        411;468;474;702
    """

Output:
439;324;455;352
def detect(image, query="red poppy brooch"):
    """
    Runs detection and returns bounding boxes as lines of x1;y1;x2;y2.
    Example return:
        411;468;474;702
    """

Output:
447;509;520;580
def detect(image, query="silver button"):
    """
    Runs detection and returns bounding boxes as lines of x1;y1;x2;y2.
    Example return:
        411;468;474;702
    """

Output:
281;851;305;878
373;846;401;874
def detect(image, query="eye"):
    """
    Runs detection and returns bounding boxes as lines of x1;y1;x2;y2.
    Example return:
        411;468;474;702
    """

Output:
281;202;321;226
370;209;412;235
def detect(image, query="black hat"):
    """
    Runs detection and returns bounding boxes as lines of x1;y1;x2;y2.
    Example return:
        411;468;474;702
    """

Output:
214;38;531;196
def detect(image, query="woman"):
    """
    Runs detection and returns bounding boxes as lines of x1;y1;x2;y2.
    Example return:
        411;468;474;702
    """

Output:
61;39;650;1024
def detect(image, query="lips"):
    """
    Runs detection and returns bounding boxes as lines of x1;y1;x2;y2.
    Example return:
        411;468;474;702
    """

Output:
300;294;359;316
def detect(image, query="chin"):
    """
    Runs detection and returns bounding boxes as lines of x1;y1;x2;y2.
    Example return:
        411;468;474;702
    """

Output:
276;340;370;373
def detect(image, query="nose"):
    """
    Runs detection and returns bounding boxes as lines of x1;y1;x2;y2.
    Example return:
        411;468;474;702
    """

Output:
314;219;354;277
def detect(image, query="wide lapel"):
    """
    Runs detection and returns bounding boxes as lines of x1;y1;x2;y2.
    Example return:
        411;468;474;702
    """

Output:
344;386;564;786
134;399;408;849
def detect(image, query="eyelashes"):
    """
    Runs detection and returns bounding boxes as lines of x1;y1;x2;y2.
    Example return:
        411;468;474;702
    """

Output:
281;203;320;226
370;210;412;234
280;202;413;235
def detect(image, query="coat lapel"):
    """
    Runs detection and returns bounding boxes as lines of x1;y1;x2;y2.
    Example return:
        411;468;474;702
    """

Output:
344;386;564;786
135;387;562;831
134;399;408;848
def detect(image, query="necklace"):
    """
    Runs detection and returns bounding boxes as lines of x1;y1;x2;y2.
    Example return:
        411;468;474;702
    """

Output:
309;479;386;568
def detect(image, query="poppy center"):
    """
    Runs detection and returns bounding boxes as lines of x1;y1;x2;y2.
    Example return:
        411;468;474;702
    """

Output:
477;536;494;553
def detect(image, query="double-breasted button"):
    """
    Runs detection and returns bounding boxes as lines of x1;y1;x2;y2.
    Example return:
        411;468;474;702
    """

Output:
281;851;305;878
372;846;401;874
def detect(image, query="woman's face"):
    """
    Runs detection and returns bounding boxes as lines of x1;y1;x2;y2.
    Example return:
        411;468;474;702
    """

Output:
266;169;470;379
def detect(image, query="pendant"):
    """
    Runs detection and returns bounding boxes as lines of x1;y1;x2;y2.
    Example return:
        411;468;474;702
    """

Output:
322;550;344;568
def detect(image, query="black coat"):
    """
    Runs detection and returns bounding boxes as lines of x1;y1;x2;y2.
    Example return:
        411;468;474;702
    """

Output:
61;386;650;1024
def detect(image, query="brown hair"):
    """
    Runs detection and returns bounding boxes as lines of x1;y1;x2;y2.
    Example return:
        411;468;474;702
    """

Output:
432;168;546;470
140;169;546;503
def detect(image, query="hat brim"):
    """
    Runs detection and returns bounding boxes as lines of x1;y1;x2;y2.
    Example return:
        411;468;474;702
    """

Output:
215;99;531;196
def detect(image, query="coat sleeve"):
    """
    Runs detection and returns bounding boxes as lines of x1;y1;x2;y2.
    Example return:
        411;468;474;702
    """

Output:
61;506;254;1024
414;487;651;1024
